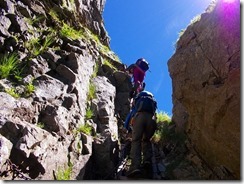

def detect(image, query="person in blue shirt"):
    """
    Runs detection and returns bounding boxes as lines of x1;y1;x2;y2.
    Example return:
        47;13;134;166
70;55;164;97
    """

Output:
124;90;152;132
124;106;136;132
124;90;157;178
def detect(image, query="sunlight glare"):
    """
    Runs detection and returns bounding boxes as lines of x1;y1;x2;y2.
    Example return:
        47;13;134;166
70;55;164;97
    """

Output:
223;0;236;3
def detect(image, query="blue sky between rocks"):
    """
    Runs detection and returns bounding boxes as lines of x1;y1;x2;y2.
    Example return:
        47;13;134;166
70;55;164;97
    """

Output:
103;0;214;116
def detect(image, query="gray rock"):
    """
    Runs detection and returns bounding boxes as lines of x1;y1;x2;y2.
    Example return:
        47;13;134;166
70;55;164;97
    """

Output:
168;0;240;179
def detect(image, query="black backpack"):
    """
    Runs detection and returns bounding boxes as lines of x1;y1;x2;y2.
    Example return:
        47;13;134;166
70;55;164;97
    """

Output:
136;58;149;72
134;91;157;114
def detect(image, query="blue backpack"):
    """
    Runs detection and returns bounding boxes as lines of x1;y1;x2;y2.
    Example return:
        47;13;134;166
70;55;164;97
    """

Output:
134;91;157;114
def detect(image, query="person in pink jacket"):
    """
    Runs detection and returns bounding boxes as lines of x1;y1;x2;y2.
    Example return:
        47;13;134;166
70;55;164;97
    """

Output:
126;58;149;98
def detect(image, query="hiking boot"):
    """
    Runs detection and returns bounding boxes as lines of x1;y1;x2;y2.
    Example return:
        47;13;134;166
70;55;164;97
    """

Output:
126;168;141;178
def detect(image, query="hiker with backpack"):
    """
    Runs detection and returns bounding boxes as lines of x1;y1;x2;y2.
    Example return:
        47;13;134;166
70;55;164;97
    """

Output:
125;90;157;178
126;58;149;98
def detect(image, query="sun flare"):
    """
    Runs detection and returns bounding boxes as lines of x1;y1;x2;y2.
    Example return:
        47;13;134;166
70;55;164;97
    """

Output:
223;0;236;3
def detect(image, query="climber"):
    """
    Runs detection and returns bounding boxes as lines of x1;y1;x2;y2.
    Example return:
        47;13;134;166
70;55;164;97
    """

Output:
125;90;157;178
126;58;149;98
123;98;136;133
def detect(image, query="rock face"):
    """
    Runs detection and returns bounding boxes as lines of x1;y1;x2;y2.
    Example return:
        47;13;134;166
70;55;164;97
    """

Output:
0;0;131;180
168;0;240;179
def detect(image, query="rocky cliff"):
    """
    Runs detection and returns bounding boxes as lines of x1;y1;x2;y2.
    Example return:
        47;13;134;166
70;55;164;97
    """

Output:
0;0;131;180
0;0;241;181
168;0;240;179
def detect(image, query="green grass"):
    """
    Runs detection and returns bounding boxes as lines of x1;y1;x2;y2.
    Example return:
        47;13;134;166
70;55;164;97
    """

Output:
90;31;100;43
47;10;119;63
87;82;96;101
152;111;187;146
25;34;54;57
37;122;45;129
152;111;172;144
174;14;201;49
56;164;73;180
103;59;117;71
85;107;94;120
5;88;20;98
156;111;171;124
24;82;35;96
60;22;84;40
77;141;82;155
3;81;35;98
82;27;120;62
13;67;24;82
26;15;45;26
48;9;84;40
62;0;75;9
91;62;99;78
25;37;40;56
42;34;55;50
77;123;93;136
0;53;20;79
49;9;60;23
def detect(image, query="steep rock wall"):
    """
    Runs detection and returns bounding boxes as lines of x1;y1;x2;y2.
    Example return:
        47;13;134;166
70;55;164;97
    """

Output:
0;0;131;180
168;0;240;179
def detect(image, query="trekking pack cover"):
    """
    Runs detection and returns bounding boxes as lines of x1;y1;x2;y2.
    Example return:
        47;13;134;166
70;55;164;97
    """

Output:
136;58;149;72
134;91;157;114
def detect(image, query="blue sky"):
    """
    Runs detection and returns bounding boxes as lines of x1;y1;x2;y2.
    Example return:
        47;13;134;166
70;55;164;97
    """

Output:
103;0;213;116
